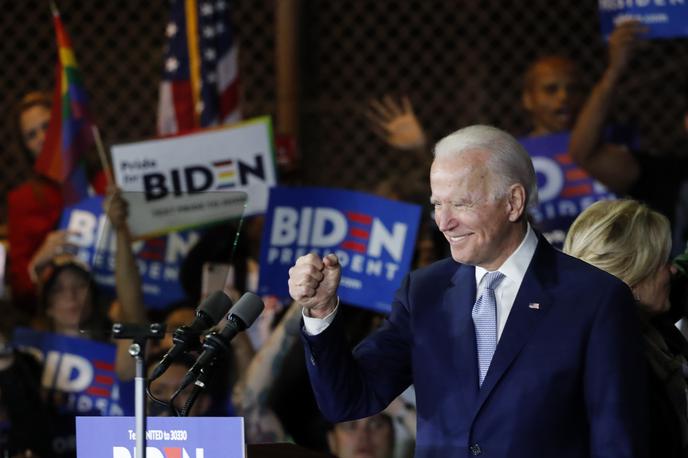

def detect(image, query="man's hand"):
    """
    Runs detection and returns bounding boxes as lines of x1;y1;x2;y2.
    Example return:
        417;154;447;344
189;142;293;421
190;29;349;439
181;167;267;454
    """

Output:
607;20;647;81
288;253;341;318
365;95;427;150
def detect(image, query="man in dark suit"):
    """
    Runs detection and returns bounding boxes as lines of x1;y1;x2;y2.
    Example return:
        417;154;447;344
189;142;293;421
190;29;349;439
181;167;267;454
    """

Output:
288;125;647;457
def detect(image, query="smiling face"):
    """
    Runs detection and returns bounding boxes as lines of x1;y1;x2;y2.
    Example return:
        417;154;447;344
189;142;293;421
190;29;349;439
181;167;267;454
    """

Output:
430;149;526;270
522;57;583;135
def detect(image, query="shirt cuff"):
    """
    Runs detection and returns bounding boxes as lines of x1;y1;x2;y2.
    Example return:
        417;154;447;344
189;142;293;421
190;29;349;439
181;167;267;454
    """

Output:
302;297;339;336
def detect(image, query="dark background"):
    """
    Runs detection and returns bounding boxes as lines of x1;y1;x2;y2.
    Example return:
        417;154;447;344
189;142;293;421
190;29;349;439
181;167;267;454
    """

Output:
1;0;686;220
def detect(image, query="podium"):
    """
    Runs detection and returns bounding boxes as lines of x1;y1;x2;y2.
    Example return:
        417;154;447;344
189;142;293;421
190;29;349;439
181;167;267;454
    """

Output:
247;443;335;458
76;417;336;457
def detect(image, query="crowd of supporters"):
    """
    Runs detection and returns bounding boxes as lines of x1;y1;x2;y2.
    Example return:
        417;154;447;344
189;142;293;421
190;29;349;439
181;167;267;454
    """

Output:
1;19;688;458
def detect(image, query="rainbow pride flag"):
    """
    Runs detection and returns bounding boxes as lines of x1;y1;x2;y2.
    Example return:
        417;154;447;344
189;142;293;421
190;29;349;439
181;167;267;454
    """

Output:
34;5;93;205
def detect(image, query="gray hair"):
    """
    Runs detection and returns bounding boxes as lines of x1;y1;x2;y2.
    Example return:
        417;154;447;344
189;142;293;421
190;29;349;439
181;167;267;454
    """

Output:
433;125;538;208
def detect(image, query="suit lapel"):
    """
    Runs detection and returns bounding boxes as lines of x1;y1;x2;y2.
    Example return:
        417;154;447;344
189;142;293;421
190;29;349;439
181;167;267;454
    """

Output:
446;263;480;405
473;238;555;413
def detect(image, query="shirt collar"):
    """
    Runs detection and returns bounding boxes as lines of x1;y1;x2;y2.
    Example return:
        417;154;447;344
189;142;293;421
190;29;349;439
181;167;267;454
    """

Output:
475;223;539;286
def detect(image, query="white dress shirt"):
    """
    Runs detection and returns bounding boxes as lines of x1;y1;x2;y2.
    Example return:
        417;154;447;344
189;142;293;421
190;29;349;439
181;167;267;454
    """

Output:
303;224;539;337
302;297;340;335
474;224;538;341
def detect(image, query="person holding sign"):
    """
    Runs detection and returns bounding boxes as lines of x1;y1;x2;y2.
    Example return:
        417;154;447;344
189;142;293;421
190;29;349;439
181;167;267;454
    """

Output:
289;125;646;457
35;188;146;353
17;188;146;457
365;48;637;248
569;20;646;195
365;54;584;151
7;92;107;320
569;20;688;244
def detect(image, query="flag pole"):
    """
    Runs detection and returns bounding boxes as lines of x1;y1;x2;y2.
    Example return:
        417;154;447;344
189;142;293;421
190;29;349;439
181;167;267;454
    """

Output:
91;125;114;186
90;125;114;273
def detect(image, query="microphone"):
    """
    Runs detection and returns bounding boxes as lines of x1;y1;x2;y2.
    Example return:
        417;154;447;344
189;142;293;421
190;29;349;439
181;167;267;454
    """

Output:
179;292;264;390
150;290;232;382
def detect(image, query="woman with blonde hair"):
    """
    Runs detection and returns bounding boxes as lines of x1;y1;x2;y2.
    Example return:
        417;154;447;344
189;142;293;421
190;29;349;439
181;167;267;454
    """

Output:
564;199;688;457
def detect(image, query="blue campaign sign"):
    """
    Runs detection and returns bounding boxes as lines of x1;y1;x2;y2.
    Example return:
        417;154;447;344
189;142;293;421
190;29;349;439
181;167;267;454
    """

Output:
599;1;688;39
519;133;615;247
59;196;202;309
76;416;245;458
12;327;133;417
258;186;422;314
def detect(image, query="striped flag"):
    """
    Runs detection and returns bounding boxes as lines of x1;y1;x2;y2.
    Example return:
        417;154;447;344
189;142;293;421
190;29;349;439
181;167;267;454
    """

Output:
34;5;93;205
157;0;241;135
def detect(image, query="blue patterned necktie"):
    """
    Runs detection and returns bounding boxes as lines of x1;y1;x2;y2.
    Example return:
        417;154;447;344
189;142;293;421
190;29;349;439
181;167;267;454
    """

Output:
472;271;505;387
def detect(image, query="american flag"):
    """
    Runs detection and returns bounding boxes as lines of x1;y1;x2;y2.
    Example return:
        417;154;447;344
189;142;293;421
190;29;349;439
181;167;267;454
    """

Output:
157;0;240;135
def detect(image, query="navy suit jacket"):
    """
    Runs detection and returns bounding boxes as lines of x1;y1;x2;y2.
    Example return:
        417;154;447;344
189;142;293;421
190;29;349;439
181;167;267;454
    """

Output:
302;237;648;457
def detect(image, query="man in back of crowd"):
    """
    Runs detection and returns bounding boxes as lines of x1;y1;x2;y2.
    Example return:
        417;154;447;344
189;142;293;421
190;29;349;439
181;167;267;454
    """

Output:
569;19;688;253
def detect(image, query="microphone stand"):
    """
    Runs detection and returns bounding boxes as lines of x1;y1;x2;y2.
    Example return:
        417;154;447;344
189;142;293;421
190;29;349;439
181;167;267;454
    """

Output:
112;322;166;458
179;358;220;417
172;329;229;417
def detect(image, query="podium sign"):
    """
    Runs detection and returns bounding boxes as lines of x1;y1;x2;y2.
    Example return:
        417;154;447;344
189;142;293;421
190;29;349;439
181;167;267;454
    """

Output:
76;416;244;457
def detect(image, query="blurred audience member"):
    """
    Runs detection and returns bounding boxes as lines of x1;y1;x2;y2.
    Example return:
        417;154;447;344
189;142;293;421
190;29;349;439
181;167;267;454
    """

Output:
365;53;583;152
235;300;414;457
365;95;428;156
569;20;646;195
104;187;148;380
147;301;197;356
521;55;584;136
365;58;580;146
233;301;303;443
569;20;688;250
564;199;688;457
7;92;107;319
176;223;257;413
36;257;104;335
9;188;148;457
146;299;240;416
179;222;248;305
327;413;395;458
365;49;615;247
147;351;211;417
0;300;54;458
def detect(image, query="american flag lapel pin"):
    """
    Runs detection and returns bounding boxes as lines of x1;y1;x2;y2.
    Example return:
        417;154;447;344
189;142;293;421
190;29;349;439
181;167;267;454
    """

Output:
528;302;540;310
